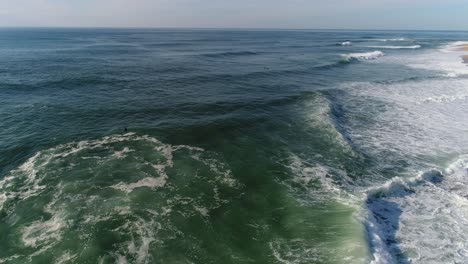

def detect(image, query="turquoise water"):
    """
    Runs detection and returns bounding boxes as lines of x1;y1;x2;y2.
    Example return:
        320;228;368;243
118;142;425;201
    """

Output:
1;29;468;263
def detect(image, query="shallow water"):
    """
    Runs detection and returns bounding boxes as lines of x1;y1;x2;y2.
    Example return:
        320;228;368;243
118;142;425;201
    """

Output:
1;28;468;263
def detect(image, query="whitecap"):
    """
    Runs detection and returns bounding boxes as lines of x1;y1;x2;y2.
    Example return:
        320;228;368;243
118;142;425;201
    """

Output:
376;38;409;42
342;51;384;62
366;45;421;49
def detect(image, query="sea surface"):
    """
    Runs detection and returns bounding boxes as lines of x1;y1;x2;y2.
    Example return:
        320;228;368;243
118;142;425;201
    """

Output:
1;28;468;264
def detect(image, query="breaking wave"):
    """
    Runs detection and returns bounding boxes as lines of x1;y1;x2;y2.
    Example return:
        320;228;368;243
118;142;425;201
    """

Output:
342;51;385;62
365;45;421;49
365;157;468;264
376;38;410;42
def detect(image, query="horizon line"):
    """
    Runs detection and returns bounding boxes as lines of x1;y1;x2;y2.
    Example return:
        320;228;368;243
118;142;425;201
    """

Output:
0;26;468;33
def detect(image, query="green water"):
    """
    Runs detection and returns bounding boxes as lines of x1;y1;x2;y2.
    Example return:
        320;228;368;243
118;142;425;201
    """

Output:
2;29;468;263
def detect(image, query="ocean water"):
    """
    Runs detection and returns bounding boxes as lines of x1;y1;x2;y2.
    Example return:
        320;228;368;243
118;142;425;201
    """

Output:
1;28;468;264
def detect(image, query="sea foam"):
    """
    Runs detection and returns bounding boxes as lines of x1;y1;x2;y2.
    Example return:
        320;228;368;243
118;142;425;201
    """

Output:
0;133;241;262
366;45;421;49
364;158;468;264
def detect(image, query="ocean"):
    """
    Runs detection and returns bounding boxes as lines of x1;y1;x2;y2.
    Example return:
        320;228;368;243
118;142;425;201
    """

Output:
1;28;468;264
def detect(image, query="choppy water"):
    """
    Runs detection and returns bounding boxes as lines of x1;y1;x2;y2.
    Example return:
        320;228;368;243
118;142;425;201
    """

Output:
1;28;468;264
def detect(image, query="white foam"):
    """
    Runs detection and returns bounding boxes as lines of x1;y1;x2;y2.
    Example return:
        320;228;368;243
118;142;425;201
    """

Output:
126;218;156;264
269;240;323;264
376;38;409;42
338;78;468;161
21;212;66;248
111;176;167;193
366;45;421;49
442;41;468;52
284;153;359;208
380;40;468;77
343;51;384;62
1;133;240;262
193;206;209;217
0;193;6;211
365;157;468;263
342;41;352;46
56;252;77;264
112;147;134;159
0;255;21;264
421;94;468;103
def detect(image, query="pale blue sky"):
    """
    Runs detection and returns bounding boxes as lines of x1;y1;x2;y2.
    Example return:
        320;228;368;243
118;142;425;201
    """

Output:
1;0;468;30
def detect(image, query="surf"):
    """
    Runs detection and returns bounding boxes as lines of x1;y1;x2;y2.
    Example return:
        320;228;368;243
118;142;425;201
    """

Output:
342;51;385;62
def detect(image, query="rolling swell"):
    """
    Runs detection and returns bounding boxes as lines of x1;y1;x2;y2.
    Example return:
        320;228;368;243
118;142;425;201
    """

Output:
201;51;260;58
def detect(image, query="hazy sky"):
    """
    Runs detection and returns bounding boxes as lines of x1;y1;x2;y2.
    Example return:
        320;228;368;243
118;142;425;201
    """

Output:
1;0;468;30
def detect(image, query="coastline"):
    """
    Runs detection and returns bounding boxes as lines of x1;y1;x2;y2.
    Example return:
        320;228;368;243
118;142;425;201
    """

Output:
458;44;468;63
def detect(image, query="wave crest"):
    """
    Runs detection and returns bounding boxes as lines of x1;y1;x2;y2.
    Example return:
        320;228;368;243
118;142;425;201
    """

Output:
366;45;421;49
342;51;385;62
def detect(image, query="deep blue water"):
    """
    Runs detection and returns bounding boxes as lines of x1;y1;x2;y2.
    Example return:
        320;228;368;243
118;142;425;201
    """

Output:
1;28;468;264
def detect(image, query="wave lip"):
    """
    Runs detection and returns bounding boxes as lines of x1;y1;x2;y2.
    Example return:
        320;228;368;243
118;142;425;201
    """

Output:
341;41;352;46
342;51;384;62
366;45;421;49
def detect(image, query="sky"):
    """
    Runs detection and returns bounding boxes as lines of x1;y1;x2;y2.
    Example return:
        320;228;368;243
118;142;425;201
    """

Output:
0;0;468;30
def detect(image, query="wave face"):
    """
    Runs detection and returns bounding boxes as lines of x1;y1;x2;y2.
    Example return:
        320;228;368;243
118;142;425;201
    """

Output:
2;29;468;264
